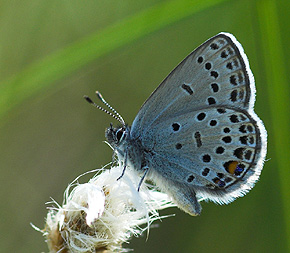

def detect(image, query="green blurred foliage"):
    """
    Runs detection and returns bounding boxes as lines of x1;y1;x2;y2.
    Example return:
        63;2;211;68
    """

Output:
0;0;289;252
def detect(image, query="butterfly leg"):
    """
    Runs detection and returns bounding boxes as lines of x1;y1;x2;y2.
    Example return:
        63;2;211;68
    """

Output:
117;147;128;181
137;167;149;191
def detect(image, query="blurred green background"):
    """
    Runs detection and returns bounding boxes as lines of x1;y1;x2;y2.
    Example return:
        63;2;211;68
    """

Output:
1;0;289;252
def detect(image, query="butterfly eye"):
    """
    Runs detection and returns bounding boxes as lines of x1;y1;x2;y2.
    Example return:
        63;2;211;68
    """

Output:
116;128;125;143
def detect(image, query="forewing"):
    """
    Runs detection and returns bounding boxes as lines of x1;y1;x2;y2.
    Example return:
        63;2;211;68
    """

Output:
131;33;255;138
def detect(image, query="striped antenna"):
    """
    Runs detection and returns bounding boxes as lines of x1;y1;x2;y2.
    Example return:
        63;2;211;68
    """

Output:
95;91;125;126
83;93;125;126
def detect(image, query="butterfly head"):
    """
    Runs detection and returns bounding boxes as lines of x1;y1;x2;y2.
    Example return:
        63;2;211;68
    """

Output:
105;123;129;148
84;92;128;148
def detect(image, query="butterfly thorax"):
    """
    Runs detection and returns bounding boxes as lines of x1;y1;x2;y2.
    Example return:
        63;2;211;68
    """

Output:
105;125;146;171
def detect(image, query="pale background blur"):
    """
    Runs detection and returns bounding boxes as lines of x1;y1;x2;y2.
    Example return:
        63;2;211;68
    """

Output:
0;0;289;252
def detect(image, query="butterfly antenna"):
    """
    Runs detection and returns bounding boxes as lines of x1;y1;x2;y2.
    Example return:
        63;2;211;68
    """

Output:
83;95;124;125
95;91;125;126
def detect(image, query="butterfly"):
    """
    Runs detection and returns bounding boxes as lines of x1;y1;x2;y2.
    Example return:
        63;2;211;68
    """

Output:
85;33;267;215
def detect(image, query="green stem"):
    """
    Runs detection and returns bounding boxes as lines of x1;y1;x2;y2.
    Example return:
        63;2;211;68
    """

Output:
0;0;229;119
257;0;290;250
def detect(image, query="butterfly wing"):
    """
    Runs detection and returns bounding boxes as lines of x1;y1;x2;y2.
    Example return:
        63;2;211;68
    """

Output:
130;33;267;215
132;33;256;134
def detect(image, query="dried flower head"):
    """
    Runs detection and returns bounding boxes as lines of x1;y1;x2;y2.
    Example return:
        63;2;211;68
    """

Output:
37;165;176;252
